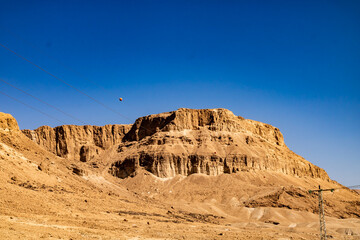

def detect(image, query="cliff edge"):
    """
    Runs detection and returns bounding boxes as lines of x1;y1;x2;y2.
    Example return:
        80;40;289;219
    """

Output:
111;108;327;179
21;108;328;180
23;124;132;162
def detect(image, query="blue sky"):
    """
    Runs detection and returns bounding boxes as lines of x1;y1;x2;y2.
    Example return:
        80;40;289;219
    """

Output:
0;0;359;186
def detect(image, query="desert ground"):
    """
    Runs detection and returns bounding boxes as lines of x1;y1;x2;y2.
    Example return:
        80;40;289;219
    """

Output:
1;110;359;239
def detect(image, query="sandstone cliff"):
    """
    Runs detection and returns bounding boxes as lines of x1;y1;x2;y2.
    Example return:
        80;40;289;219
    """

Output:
21;108;329;180
22;124;132;162
109;108;328;180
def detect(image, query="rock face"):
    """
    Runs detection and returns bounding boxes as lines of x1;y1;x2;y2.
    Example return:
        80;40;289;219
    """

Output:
22;108;329;180
109;108;329;180
0;113;20;132
22;124;132;162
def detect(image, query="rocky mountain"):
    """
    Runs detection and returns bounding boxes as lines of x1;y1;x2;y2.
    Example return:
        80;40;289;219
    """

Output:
2;110;360;239
23;108;328;180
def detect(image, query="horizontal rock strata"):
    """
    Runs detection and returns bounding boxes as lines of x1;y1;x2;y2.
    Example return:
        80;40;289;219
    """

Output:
21;108;329;180
22;124;131;162
109;108;328;180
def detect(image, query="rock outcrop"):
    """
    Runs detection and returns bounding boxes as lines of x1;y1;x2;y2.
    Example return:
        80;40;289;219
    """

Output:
1;112;359;231
0;112;20;132
124;108;284;146
109;108;329;180
22;124;132;162
22;108;329;180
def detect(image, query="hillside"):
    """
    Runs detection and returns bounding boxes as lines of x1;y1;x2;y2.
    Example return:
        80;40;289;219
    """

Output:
1;110;360;239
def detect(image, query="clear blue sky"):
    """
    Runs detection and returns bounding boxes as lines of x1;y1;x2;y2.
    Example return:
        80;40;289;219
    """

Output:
0;0;359;186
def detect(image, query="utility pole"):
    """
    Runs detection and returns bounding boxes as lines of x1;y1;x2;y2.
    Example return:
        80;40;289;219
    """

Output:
309;185;334;240
309;184;359;240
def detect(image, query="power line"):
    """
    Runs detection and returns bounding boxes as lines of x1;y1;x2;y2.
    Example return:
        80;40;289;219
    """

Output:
0;41;154;134
0;90;66;125
0;78;87;125
308;184;360;240
309;185;360;193
0;42;132;122
1;27;112;94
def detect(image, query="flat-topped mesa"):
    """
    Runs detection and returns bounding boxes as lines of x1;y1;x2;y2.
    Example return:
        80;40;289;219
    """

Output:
22;124;132;162
18;108;329;180
111;108;328;180
124;108;285;147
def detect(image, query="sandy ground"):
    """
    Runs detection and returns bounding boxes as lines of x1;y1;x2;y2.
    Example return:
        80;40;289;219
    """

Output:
1;125;360;239
1;169;359;240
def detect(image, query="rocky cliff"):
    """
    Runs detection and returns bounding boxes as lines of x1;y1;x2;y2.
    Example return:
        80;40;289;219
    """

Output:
22;108;329;180
110;108;328;180
22;124;132;162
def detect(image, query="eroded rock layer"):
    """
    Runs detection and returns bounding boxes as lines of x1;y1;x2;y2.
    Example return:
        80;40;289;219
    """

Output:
22;108;328;180
22;124;131;162
0;112;20;131
109;108;328;180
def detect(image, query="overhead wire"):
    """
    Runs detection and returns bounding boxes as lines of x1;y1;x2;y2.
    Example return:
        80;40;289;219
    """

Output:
1;27;112;94
329;185;360;190
0;42;133;122
344;185;360;189
4;29;359;199
0;78;87;125
0;90;66;125
0;41;153;134
309;185;360;192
